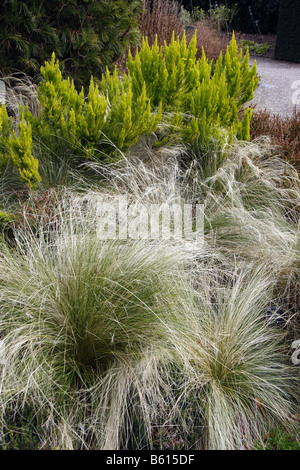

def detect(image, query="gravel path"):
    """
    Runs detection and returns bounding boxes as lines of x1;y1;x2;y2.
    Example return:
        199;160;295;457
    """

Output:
249;56;300;117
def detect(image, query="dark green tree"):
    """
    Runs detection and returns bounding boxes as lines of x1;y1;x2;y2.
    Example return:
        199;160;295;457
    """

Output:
275;0;300;63
0;0;143;87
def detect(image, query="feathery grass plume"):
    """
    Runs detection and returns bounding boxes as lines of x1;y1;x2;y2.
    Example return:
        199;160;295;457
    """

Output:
0;136;299;449
187;138;300;258
189;139;300;320
0;147;297;449
97;136;300;321
82;136;300;339
0;72;42;122
0;200;201;450
84;137;299;279
173;266;299;450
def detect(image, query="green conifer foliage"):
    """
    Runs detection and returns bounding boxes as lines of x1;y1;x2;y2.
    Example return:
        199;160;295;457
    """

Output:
0;105;40;188
1;33;258;186
0;0;143;88
28;53;162;159
127;31;258;146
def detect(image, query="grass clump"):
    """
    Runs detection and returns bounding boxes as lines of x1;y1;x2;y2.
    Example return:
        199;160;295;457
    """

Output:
176;267;298;450
0;140;299;449
0;204;199;449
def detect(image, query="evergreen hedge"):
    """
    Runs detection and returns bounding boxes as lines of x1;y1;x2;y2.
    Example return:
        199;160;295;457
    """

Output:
275;0;300;63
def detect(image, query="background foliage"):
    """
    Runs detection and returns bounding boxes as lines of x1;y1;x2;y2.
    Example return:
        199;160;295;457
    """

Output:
180;0;280;34
0;0;143;87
